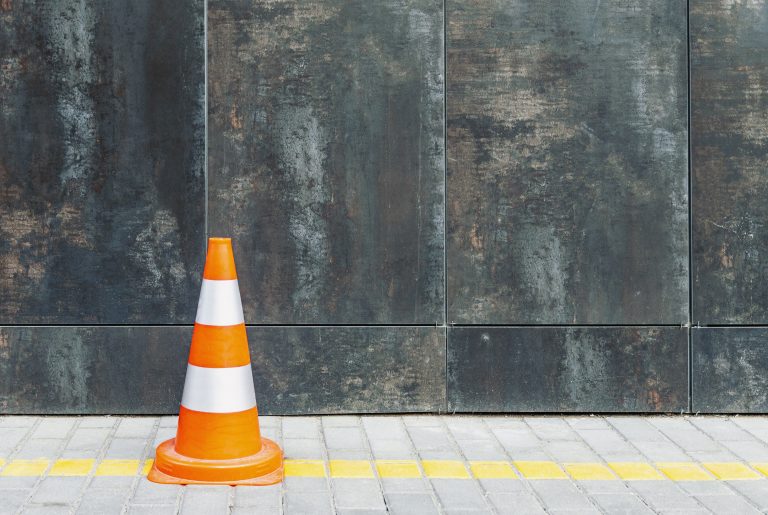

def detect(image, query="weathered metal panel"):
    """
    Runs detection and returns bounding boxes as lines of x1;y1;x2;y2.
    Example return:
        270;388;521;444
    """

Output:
692;328;768;413
691;0;768;324
447;327;688;412
0;0;206;323
0;326;445;414
207;0;445;324
446;0;689;324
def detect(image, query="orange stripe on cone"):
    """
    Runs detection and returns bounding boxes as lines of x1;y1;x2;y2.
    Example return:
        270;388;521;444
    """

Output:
149;237;283;486
188;323;250;368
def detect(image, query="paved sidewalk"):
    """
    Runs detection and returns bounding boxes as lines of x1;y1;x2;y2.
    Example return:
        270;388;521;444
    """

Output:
3;415;768;514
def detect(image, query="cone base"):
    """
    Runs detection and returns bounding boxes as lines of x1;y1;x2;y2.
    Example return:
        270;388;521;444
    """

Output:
149;437;283;486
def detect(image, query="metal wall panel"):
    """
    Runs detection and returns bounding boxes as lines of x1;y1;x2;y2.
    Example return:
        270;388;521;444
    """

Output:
447;0;689;324
207;0;445;324
0;0;206;323
448;327;688;413
691;0;768;324
692;328;768;413
0;326;444;415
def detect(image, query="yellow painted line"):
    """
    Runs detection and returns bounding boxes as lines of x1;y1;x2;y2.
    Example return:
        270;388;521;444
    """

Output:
656;462;713;481
375;460;421;478
141;459;153;476
702;462;761;480
422;460;470;479
49;459;95;476
514;461;568;479
0;459;49;477
284;459;326;477
95;459;140;476
608;462;664;480
329;460;374;478
469;461;517;479
564;463;616;481
750;463;768;477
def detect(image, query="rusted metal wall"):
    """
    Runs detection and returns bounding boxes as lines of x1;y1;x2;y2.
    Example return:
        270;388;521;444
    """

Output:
0;0;767;414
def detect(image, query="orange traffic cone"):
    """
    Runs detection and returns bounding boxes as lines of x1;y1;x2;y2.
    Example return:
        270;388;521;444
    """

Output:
148;237;283;485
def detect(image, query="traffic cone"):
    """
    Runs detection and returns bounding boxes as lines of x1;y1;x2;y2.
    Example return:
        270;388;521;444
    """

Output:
148;237;283;485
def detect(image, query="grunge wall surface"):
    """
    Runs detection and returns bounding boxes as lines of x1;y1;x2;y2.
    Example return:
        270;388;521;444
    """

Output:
0;0;766;414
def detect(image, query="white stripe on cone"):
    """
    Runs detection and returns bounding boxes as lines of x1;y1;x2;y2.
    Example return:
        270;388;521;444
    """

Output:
195;279;245;326
180;364;257;413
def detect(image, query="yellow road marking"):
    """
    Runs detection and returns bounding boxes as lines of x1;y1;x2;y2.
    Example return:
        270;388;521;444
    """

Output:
141;459;154;476
329;460;374;478
564;463;616;480
514;461;568;479
49;459;95;476
702;462;761;480
375;460;421;478
470;461;517;479
95;459;140;476
422;460;470;478
750;463;768;477
1;459;49;476
656;462;713;481
284;459;326;477
608;462;663;480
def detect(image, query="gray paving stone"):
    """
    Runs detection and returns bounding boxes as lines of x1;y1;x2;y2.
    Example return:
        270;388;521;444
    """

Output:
16;438;61;459
590;494;654;514
336;510;388;515
406;427;452;451
577;480;632;494
322;416;360;428
284;476;328;492
20;506;73;515
369;439;415;459
158;416;178;428
114;418;156;439
525;418;581;441
104;438;147;459
607;417;668;442
76;490;128;515
0;476;41;488
628;481;704;512
30;476;86;504
65;428;111;456
231;508;279;515
544;440;599;462
477;478;526;493
528;480;596;512
676;480;735;496
444;418;493;440
234;484;281;507
150;428;176;453
384;493;439;515
574;429;643;460
487;492;545;514
649;421;724;453
0;417;38;428
720;439;768;461
401;417;443;428
566;417;610;430
127;506;177;515
417;450;463;460
180;485;231;514
0;427;31;455
630;440;690;462
0;489;31;515
284;490;333;514
431;479;489;511
284;438;324;459
86;476;135;491
131;478;181;504
362;417;408;441
259;416;281;428
332;478;385;509
31;418;76;439
380;478;430;493
689;417;752;441
728;481;768;510
695;494;761;514
77;417;117;429
455;439;504;460
324;427;366;450
283;417;321;439
483;418;527;430
327;449;371;460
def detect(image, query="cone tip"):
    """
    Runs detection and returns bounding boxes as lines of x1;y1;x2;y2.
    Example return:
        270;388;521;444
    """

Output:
203;237;237;280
